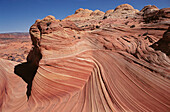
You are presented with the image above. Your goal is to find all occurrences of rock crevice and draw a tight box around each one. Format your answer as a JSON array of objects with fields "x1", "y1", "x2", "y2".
[{"x1": 14, "y1": 25, "x2": 42, "y2": 98}]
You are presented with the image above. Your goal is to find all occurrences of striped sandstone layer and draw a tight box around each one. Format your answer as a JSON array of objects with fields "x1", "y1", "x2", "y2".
[{"x1": 0, "y1": 4, "x2": 170, "y2": 112}]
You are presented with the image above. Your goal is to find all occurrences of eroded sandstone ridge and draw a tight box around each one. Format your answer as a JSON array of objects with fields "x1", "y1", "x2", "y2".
[{"x1": 0, "y1": 4, "x2": 170, "y2": 112}]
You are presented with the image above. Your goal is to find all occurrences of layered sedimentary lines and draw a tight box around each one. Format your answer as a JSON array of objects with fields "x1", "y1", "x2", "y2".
[
  {"x1": 92, "y1": 51, "x2": 170, "y2": 111},
  {"x1": 23, "y1": 50, "x2": 170, "y2": 111},
  {"x1": 0, "y1": 59, "x2": 28, "y2": 112},
  {"x1": 0, "y1": 4, "x2": 170, "y2": 112}
]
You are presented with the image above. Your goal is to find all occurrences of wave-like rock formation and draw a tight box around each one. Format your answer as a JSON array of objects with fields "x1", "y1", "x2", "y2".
[{"x1": 0, "y1": 4, "x2": 170, "y2": 112}]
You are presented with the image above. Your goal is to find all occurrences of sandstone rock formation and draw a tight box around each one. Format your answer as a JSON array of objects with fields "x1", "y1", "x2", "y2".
[
  {"x1": 0, "y1": 4, "x2": 170, "y2": 112},
  {"x1": 105, "y1": 4, "x2": 139, "y2": 19},
  {"x1": 151, "y1": 26, "x2": 170, "y2": 56},
  {"x1": 140, "y1": 4, "x2": 170, "y2": 24},
  {"x1": 141, "y1": 5, "x2": 159, "y2": 15}
]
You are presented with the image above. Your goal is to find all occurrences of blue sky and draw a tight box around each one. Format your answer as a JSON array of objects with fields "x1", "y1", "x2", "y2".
[{"x1": 0, "y1": 0, "x2": 169, "y2": 33}]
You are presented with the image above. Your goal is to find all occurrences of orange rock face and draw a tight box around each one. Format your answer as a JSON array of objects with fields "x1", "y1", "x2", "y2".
[{"x1": 0, "y1": 4, "x2": 170, "y2": 112}]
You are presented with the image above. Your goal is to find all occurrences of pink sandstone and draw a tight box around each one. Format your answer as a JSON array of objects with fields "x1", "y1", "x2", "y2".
[{"x1": 0, "y1": 4, "x2": 170, "y2": 112}]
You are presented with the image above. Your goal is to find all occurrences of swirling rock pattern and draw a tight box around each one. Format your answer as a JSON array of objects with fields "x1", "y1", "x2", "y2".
[{"x1": 0, "y1": 4, "x2": 170, "y2": 112}]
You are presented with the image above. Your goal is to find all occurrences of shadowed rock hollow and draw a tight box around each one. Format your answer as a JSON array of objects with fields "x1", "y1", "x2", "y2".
[{"x1": 0, "y1": 4, "x2": 170, "y2": 112}]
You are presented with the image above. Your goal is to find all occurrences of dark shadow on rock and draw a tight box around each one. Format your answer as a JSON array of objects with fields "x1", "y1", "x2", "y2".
[
  {"x1": 14, "y1": 62, "x2": 38, "y2": 99},
  {"x1": 150, "y1": 26, "x2": 170, "y2": 56},
  {"x1": 14, "y1": 46, "x2": 42, "y2": 99}
]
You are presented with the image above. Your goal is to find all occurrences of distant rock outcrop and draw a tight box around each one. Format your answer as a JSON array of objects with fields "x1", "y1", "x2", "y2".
[
  {"x1": 64, "y1": 8, "x2": 93, "y2": 20},
  {"x1": 141, "y1": 5, "x2": 170, "y2": 23},
  {"x1": 90, "y1": 10, "x2": 104, "y2": 16},
  {"x1": 0, "y1": 32, "x2": 29, "y2": 40},
  {"x1": 105, "y1": 4, "x2": 139, "y2": 19},
  {"x1": 141, "y1": 5, "x2": 159, "y2": 15},
  {"x1": 0, "y1": 32, "x2": 31, "y2": 62},
  {"x1": 104, "y1": 9, "x2": 114, "y2": 16},
  {"x1": 151, "y1": 26, "x2": 170, "y2": 56},
  {"x1": 0, "y1": 4, "x2": 170, "y2": 112},
  {"x1": 115, "y1": 4, "x2": 134, "y2": 11}
]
